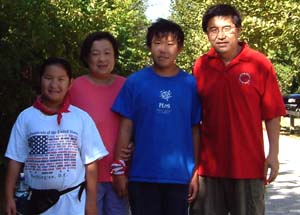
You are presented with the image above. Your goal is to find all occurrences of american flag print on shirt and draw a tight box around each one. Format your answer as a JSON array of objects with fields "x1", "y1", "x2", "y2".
[
  {"x1": 29, "y1": 135, "x2": 48, "y2": 155},
  {"x1": 25, "y1": 131, "x2": 79, "y2": 180}
]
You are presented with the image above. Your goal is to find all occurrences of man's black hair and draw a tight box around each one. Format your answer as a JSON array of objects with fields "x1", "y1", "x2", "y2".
[{"x1": 202, "y1": 4, "x2": 242, "y2": 32}]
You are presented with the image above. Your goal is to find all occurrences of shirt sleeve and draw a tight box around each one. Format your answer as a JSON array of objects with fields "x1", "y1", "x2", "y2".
[
  {"x1": 80, "y1": 113, "x2": 108, "y2": 165},
  {"x1": 261, "y1": 64, "x2": 286, "y2": 120},
  {"x1": 111, "y1": 78, "x2": 134, "y2": 119},
  {"x1": 5, "y1": 113, "x2": 29, "y2": 162}
]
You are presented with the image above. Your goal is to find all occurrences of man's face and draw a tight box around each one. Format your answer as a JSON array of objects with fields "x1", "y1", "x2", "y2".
[{"x1": 206, "y1": 16, "x2": 241, "y2": 58}]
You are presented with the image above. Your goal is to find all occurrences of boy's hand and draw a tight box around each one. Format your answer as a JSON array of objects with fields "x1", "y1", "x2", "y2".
[
  {"x1": 188, "y1": 172, "x2": 199, "y2": 203},
  {"x1": 112, "y1": 175, "x2": 128, "y2": 197}
]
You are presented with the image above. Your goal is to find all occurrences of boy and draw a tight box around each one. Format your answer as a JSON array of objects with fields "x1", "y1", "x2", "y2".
[
  {"x1": 111, "y1": 18, "x2": 201, "y2": 215},
  {"x1": 5, "y1": 57, "x2": 108, "y2": 215}
]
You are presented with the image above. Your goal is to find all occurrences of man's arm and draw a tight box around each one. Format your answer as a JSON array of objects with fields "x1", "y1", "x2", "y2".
[
  {"x1": 5, "y1": 159, "x2": 22, "y2": 215},
  {"x1": 112, "y1": 117, "x2": 133, "y2": 197},
  {"x1": 264, "y1": 116, "x2": 281, "y2": 184},
  {"x1": 188, "y1": 125, "x2": 200, "y2": 203},
  {"x1": 85, "y1": 161, "x2": 98, "y2": 215}
]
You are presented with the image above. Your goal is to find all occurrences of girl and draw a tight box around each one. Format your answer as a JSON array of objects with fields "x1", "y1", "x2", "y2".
[{"x1": 5, "y1": 57, "x2": 108, "y2": 215}]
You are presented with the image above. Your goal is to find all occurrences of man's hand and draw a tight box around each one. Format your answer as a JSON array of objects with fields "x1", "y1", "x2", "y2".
[
  {"x1": 264, "y1": 154, "x2": 279, "y2": 184},
  {"x1": 264, "y1": 117, "x2": 280, "y2": 184}
]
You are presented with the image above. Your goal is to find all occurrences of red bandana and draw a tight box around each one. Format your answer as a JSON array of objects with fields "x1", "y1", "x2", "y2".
[{"x1": 33, "y1": 94, "x2": 71, "y2": 125}]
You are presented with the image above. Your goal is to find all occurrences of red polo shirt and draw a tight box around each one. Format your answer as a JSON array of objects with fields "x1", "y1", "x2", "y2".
[{"x1": 193, "y1": 43, "x2": 286, "y2": 178}]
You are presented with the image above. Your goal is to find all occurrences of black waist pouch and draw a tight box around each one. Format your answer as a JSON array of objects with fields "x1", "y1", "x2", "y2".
[{"x1": 28, "y1": 181, "x2": 85, "y2": 214}]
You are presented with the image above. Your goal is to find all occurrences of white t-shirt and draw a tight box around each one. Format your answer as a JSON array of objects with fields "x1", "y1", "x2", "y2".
[{"x1": 5, "y1": 105, "x2": 108, "y2": 214}]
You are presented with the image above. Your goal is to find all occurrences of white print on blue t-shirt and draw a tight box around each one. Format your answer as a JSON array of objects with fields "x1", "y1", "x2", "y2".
[
  {"x1": 157, "y1": 89, "x2": 172, "y2": 114},
  {"x1": 160, "y1": 89, "x2": 172, "y2": 101}
]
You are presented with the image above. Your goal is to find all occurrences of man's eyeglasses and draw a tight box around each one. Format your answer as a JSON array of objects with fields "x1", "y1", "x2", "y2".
[{"x1": 207, "y1": 26, "x2": 236, "y2": 37}]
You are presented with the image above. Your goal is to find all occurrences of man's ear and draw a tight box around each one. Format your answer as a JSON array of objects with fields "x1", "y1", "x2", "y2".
[{"x1": 205, "y1": 32, "x2": 210, "y2": 40}]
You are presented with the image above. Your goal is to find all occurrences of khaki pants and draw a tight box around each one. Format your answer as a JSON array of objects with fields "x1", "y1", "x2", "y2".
[{"x1": 189, "y1": 176, "x2": 265, "y2": 215}]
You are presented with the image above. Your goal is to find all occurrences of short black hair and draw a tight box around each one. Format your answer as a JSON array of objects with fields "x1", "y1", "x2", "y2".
[
  {"x1": 39, "y1": 57, "x2": 72, "y2": 80},
  {"x1": 146, "y1": 18, "x2": 184, "y2": 48},
  {"x1": 202, "y1": 4, "x2": 242, "y2": 32},
  {"x1": 80, "y1": 31, "x2": 119, "y2": 68}
]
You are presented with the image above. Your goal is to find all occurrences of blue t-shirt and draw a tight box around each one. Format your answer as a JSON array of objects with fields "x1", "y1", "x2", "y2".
[{"x1": 112, "y1": 67, "x2": 201, "y2": 184}]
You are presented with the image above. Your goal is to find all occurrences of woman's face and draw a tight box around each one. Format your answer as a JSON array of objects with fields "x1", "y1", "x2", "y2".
[{"x1": 87, "y1": 39, "x2": 115, "y2": 78}]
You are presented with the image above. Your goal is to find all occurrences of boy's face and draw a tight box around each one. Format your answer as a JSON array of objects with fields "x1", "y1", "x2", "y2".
[
  {"x1": 40, "y1": 65, "x2": 72, "y2": 109},
  {"x1": 149, "y1": 33, "x2": 182, "y2": 70},
  {"x1": 87, "y1": 39, "x2": 115, "y2": 77},
  {"x1": 206, "y1": 16, "x2": 241, "y2": 58}
]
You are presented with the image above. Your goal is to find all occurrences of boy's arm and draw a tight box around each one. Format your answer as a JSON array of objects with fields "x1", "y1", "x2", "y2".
[
  {"x1": 112, "y1": 117, "x2": 133, "y2": 197},
  {"x1": 119, "y1": 142, "x2": 134, "y2": 161},
  {"x1": 85, "y1": 161, "x2": 98, "y2": 215},
  {"x1": 188, "y1": 125, "x2": 200, "y2": 203},
  {"x1": 265, "y1": 117, "x2": 281, "y2": 184},
  {"x1": 5, "y1": 159, "x2": 22, "y2": 215}
]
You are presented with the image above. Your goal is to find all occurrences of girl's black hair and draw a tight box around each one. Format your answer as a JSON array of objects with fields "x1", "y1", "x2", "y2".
[{"x1": 39, "y1": 57, "x2": 72, "y2": 80}]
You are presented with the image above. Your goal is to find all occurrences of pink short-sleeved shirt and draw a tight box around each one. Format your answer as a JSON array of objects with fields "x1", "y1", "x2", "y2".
[{"x1": 70, "y1": 74, "x2": 126, "y2": 182}]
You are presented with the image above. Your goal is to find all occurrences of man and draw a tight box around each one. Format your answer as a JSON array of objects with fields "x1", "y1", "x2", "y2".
[{"x1": 190, "y1": 4, "x2": 286, "y2": 215}]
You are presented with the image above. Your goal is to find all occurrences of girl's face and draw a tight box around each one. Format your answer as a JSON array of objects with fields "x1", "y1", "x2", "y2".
[
  {"x1": 87, "y1": 39, "x2": 115, "y2": 78},
  {"x1": 40, "y1": 65, "x2": 72, "y2": 109}
]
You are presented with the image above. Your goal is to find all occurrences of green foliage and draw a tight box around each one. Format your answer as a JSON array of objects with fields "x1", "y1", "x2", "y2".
[
  {"x1": 170, "y1": 0, "x2": 208, "y2": 72},
  {"x1": 1, "y1": 0, "x2": 299, "y2": 157},
  {"x1": 0, "y1": 0, "x2": 150, "y2": 154},
  {"x1": 170, "y1": 0, "x2": 300, "y2": 94}
]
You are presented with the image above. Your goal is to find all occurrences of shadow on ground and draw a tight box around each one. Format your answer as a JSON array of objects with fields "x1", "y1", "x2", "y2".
[{"x1": 265, "y1": 168, "x2": 300, "y2": 214}]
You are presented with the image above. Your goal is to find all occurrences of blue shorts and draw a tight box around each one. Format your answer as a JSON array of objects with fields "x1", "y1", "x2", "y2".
[{"x1": 97, "y1": 182, "x2": 130, "y2": 215}]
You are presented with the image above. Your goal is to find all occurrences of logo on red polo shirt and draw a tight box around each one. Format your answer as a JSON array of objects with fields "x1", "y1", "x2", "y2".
[{"x1": 239, "y1": 72, "x2": 251, "y2": 84}]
